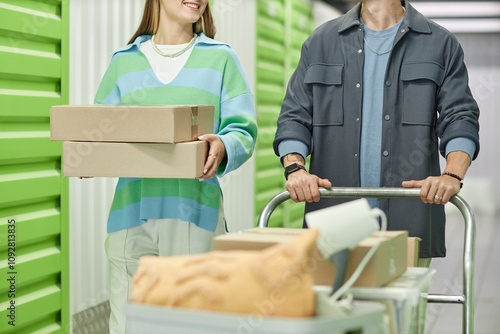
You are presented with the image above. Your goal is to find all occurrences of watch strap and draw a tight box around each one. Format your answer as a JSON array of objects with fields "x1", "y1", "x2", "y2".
[{"x1": 284, "y1": 163, "x2": 306, "y2": 180}]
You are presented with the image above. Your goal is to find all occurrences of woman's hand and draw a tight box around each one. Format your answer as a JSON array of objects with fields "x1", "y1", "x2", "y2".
[{"x1": 197, "y1": 134, "x2": 226, "y2": 181}]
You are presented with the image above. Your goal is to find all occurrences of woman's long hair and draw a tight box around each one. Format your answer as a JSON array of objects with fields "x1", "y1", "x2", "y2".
[{"x1": 128, "y1": 0, "x2": 216, "y2": 44}]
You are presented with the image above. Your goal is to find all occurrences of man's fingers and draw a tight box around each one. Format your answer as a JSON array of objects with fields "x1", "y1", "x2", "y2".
[
  {"x1": 318, "y1": 178, "x2": 332, "y2": 189},
  {"x1": 402, "y1": 180, "x2": 424, "y2": 188}
]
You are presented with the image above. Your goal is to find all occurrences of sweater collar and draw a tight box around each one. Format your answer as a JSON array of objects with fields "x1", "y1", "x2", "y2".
[{"x1": 113, "y1": 32, "x2": 228, "y2": 56}]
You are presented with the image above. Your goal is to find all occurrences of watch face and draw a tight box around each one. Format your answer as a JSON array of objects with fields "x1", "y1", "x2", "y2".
[{"x1": 285, "y1": 163, "x2": 304, "y2": 180}]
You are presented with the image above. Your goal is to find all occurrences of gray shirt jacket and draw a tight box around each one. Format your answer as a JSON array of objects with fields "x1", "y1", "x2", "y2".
[{"x1": 273, "y1": 2, "x2": 480, "y2": 258}]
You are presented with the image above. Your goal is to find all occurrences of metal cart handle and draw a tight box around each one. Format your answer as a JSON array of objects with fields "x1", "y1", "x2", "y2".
[{"x1": 257, "y1": 187, "x2": 475, "y2": 334}]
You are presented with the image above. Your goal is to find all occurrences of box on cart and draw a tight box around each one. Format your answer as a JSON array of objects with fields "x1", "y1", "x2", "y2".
[
  {"x1": 407, "y1": 237, "x2": 422, "y2": 267},
  {"x1": 212, "y1": 228, "x2": 408, "y2": 287},
  {"x1": 63, "y1": 140, "x2": 208, "y2": 178},
  {"x1": 50, "y1": 105, "x2": 214, "y2": 143}
]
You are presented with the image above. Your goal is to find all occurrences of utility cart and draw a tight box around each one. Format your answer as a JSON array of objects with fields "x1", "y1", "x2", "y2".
[{"x1": 257, "y1": 187, "x2": 476, "y2": 334}]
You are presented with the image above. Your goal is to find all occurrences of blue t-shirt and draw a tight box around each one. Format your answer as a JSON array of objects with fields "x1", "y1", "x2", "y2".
[{"x1": 360, "y1": 19, "x2": 402, "y2": 208}]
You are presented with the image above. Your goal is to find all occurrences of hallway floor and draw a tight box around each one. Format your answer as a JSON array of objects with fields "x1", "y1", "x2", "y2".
[{"x1": 425, "y1": 210, "x2": 500, "y2": 334}]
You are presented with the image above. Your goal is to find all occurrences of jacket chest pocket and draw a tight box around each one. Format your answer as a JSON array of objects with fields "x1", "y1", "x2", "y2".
[
  {"x1": 304, "y1": 64, "x2": 344, "y2": 126},
  {"x1": 401, "y1": 62, "x2": 444, "y2": 125}
]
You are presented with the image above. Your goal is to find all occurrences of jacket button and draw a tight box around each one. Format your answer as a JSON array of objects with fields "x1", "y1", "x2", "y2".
[
  {"x1": 384, "y1": 115, "x2": 391, "y2": 121},
  {"x1": 385, "y1": 80, "x2": 391, "y2": 86},
  {"x1": 356, "y1": 83, "x2": 361, "y2": 88},
  {"x1": 383, "y1": 151, "x2": 389, "y2": 157}
]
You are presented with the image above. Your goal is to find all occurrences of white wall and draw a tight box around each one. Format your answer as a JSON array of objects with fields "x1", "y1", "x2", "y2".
[
  {"x1": 413, "y1": 1, "x2": 500, "y2": 33},
  {"x1": 68, "y1": 0, "x2": 257, "y2": 322},
  {"x1": 444, "y1": 32, "x2": 500, "y2": 217},
  {"x1": 212, "y1": 0, "x2": 257, "y2": 232},
  {"x1": 69, "y1": 0, "x2": 144, "y2": 317},
  {"x1": 313, "y1": 0, "x2": 343, "y2": 28}
]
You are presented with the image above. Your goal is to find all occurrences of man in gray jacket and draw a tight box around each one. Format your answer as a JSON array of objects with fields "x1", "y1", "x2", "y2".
[{"x1": 273, "y1": 0, "x2": 479, "y2": 260}]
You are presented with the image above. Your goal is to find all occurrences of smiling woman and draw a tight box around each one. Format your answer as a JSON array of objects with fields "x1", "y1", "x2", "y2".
[
  {"x1": 128, "y1": 0, "x2": 216, "y2": 44},
  {"x1": 93, "y1": 0, "x2": 257, "y2": 333}
]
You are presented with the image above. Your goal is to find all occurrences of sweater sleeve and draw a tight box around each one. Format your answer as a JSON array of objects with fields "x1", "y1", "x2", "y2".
[
  {"x1": 216, "y1": 49, "x2": 258, "y2": 176},
  {"x1": 94, "y1": 54, "x2": 121, "y2": 105}
]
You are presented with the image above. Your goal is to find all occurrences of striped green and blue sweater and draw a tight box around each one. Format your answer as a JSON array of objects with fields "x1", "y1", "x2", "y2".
[{"x1": 94, "y1": 33, "x2": 257, "y2": 233}]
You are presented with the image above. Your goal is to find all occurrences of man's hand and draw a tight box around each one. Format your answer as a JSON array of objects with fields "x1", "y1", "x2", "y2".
[
  {"x1": 286, "y1": 171, "x2": 332, "y2": 203},
  {"x1": 282, "y1": 153, "x2": 331, "y2": 202},
  {"x1": 402, "y1": 176, "x2": 461, "y2": 205},
  {"x1": 402, "y1": 151, "x2": 469, "y2": 205}
]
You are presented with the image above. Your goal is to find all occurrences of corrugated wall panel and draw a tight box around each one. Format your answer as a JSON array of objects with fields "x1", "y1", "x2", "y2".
[
  {"x1": 1, "y1": 52, "x2": 60, "y2": 78},
  {"x1": 254, "y1": 0, "x2": 313, "y2": 228},
  {"x1": 0, "y1": 0, "x2": 68, "y2": 332},
  {"x1": 213, "y1": 0, "x2": 257, "y2": 232},
  {"x1": 68, "y1": 0, "x2": 144, "y2": 321},
  {"x1": 0, "y1": 94, "x2": 60, "y2": 119},
  {"x1": 0, "y1": 4, "x2": 61, "y2": 40},
  {"x1": 284, "y1": 0, "x2": 313, "y2": 228},
  {"x1": 255, "y1": 0, "x2": 287, "y2": 227}
]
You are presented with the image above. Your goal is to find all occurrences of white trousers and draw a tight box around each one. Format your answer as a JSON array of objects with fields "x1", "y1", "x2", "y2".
[{"x1": 105, "y1": 210, "x2": 225, "y2": 334}]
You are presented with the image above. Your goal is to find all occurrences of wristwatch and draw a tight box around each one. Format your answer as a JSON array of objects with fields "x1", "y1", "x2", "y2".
[{"x1": 284, "y1": 163, "x2": 306, "y2": 180}]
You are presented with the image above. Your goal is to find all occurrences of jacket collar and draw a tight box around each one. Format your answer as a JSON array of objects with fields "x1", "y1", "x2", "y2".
[
  {"x1": 338, "y1": 1, "x2": 431, "y2": 34},
  {"x1": 112, "y1": 32, "x2": 228, "y2": 57}
]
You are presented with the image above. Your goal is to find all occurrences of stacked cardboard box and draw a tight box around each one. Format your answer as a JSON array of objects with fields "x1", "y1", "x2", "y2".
[
  {"x1": 50, "y1": 105, "x2": 214, "y2": 178},
  {"x1": 407, "y1": 237, "x2": 422, "y2": 267}
]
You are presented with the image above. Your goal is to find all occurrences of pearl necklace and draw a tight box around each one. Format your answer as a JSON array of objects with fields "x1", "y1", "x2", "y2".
[{"x1": 151, "y1": 34, "x2": 197, "y2": 58}]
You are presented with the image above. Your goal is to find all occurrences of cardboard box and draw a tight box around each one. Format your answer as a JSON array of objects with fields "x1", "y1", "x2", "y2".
[
  {"x1": 50, "y1": 105, "x2": 214, "y2": 143},
  {"x1": 407, "y1": 237, "x2": 422, "y2": 267},
  {"x1": 212, "y1": 228, "x2": 408, "y2": 287},
  {"x1": 346, "y1": 231, "x2": 408, "y2": 287},
  {"x1": 63, "y1": 140, "x2": 208, "y2": 178}
]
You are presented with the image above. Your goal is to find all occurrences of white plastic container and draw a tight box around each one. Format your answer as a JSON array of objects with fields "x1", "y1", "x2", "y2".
[
  {"x1": 125, "y1": 299, "x2": 387, "y2": 334},
  {"x1": 335, "y1": 267, "x2": 436, "y2": 334}
]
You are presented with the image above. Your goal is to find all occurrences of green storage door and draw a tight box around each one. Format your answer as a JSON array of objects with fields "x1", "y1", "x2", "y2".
[
  {"x1": 0, "y1": 0, "x2": 69, "y2": 333},
  {"x1": 255, "y1": 0, "x2": 313, "y2": 228},
  {"x1": 284, "y1": 0, "x2": 313, "y2": 228},
  {"x1": 255, "y1": 0, "x2": 287, "y2": 227}
]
